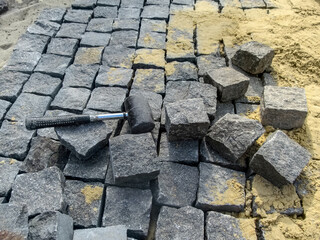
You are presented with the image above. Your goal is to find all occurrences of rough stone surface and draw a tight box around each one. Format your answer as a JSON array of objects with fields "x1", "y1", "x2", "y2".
[
  {"x1": 205, "y1": 67, "x2": 250, "y2": 102},
  {"x1": 37, "y1": 8, "x2": 66, "y2": 23},
  {"x1": 74, "y1": 47, "x2": 104, "y2": 65},
  {"x1": 64, "y1": 9, "x2": 92, "y2": 23},
  {"x1": 65, "y1": 180, "x2": 103, "y2": 228},
  {"x1": 95, "y1": 66, "x2": 133, "y2": 88},
  {"x1": 147, "y1": 0, "x2": 170, "y2": 5},
  {"x1": 97, "y1": 0, "x2": 120, "y2": 6},
  {"x1": 140, "y1": 19, "x2": 167, "y2": 33},
  {"x1": 63, "y1": 64, "x2": 99, "y2": 89},
  {"x1": 132, "y1": 69, "x2": 165, "y2": 95},
  {"x1": 0, "y1": 99, "x2": 11, "y2": 123},
  {"x1": 0, "y1": 158, "x2": 21, "y2": 197},
  {"x1": 35, "y1": 54, "x2": 72, "y2": 78},
  {"x1": 10, "y1": 167, "x2": 66, "y2": 217},
  {"x1": 141, "y1": 5, "x2": 169, "y2": 20},
  {"x1": 235, "y1": 76, "x2": 264, "y2": 103},
  {"x1": 4, "y1": 50, "x2": 41, "y2": 74},
  {"x1": 0, "y1": 71, "x2": 30, "y2": 102},
  {"x1": 94, "y1": 6, "x2": 117, "y2": 18},
  {"x1": 103, "y1": 45, "x2": 136, "y2": 69},
  {"x1": 165, "y1": 61, "x2": 198, "y2": 82},
  {"x1": 73, "y1": 226, "x2": 127, "y2": 240},
  {"x1": 121, "y1": 0, "x2": 144, "y2": 8},
  {"x1": 0, "y1": 0, "x2": 8, "y2": 13},
  {"x1": 138, "y1": 31, "x2": 166, "y2": 49},
  {"x1": 27, "y1": 20, "x2": 60, "y2": 37},
  {"x1": 196, "y1": 162, "x2": 246, "y2": 212},
  {"x1": 103, "y1": 186, "x2": 152, "y2": 239},
  {"x1": 236, "y1": 103, "x2": 259, "y2": 116},
  {"x1": 133, "y1": 48, "x2": 166, "y2": 69},
  {"x1": 231, "y1": 41, "x2": 275, "y2": 74},
  {"x1": 113, "y1": 18, "x2": 140, "y2": 31},
  {"x1": 14, "y1": 33, "x2": 50, "y2": 53},
  {"x1": 261, "y1": 86, "x2": 308, "y2": 129},
  {"x1": 28, "y1": 211, "x2": 73, "y2": 240},
  {"x1": 118, "y1": 7, "x2": 141, "y2": 19},
  {"x1": 240, "y1": 0, "x2": 266, "y2": 9},
  {"x1": 109, "y1": 30, "x2": 138, "y2": 48},
  {"x1": 165, "y1": 98, "x2": 210, "y2": 141},
  {"x1": 250, "y1": 130, "x2": 311, "y2": 187},
  {"x1": 109, "y1": 133, "x2": 159, "y2": 184},
  {"x1": 80, "y1": 31, "x2": 110, "y2": 47},
  {"x1": 206, "y1": 113, "x2": 265, "y2": 162},
  {"x1": 197, "y1": 55, "x2": 227, "y2": 76},
  {"x1": 72, "y1": 0, "x2": 96, "y2": 9},
  {"x1": 87, "y1": 18, "x2": 113, "y2": 33},
  {"x1": 22, "y1": 73, "x2": 62, "y2": 97},
  {"x1": 262, "y1": 73, "x2": 277, "y2": 86},
  {"x1": 155, "y1": 206, "x2": 204, "y2": 240},
  {"x1": 56, "y1": 23, "x2": 87, "y2": 39},
  {"x1": 56, "y1": 121, "x2": 112, "y2": 160},
  {"x1": 47, "y1": 38, "x2": 79, "y2": 57}
]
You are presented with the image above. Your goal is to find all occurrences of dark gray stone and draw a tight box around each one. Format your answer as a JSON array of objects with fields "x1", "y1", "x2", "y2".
[
  {"x1": 155, "y1": 206, "x2": 204, "y2": 240},
  {"x1": 140, "y1": 19, "x2": 167, "y2": 33},
  {"x1": 118, "y1": 7, "x2": 141, "y2": 19},
  {"x1": 22, "y1": 73, "x2": 62, "y2": 97},
  {"x1": 132, "y1": 69, "x2": 165, "y2": 95},
  {"x1": 37, "y1": 8, "x2": 66, "y2": 23},
  {"x1": 94, "y1": 6, "x2": 117, "y2": 18},
  {"x1": 10, "y1": 167, "x2": 66, "y2": 216},
  {"x1": 165, "y1": 98, "x2": 210, "y2": 141},
  {"x1": 240, "y1": 0, "x2": 266, "y2": 9},
  {"x1": 205, "y1": 67, "x2": 250, "y2": 102},
  {"x1": 213, "y1": 101, "x2": 235, "y2": 124},
  {"x1": 0, "y1": 71, "x2": 30, "y2": 102},
  {"x1": 0, "y1": 204, "x2": 28, "y2": 239},
  {"x1": 35, "y1": 54, "x2": 72, "y2": 78},
  {"x1": 113, "y1": 18, "x2": 140, "y2": 31},
  {"x1": 87, "y1": 18, "x2": 113, "y2": 33},
  {"x1": 172, "y1": 0, "x2": 194, "y2": 5},
  {"x1": 235, "y1": 76, "x2": 264, "y2": 104},
  {"x1": 250, "y1": 130, "x2": 311, "y2": 187},
  {"x1": 103, "y1": 186, "x2": 152, "y2": 238},
  {"x1": 95, "y1": 66, "x2": 133, "y2": 88},
  {"x1": 56, "y1": 121, "x2": 112, "y2": 160},
  {"x1": 121, "y1": 0, "x2": 144, "y2": 8},
  {"x1": 72, "y1": 0, "x2": 97, "y2": 9},
  {"x1": 73, "y1": 226, "x2": 127, "y2": 240},
  {"x1": 47, "y1": 38, "x2": 79, "y2": 57},
  {"x1": 109, "y1": 133, "x2": 159, "y2": 184},
  {"x1": 261, "y1": 86, "x2": 308, "y2": 129},
  {"x1": 133, "y1": 48, "x2": 166, "y2": 69},
  {"x1": 87, "y1": 87, "x2": 127, "y2": 113},
  {"x1": 262, "y1": 73, "x2": 277, "y2": 86},
  {"x1": 206, "y1": 113, "x2": 264, "y2": 162},
  {"x1": 166, "y1": 61, "x2": 198, "y2": 82},
  {"x1": 14, "y1": 33, "x2": 50, "y2": 53},
  {"x1": 4, "y1": 50, "x2": 41, "y2": 74},
  {"x1": 197, "y1": 55, "x2": 226, "y2": 77},
  {"x1": 0, "y1": 158, "x2": 21, "y2": 197},
  {"x1": 0, "y1": 99, "x2": 11, "y2": 123},
  {"x1": 65, "y1": 180, "x2": 103, "y2": 228},
  {"x1": 97, "y1": 0, "x2": 120, "y2": 6},
  {"x1": 74, "y1": 47, "x2": 104, "y2": 65},
  {"x1": 170, "y1": 4, "x2": 193, "y2": 15},
  {"x1": 56, "y1": 23, "x2": 87, "y2": 39},
  {"x1": 236, "y1": 103, "x2": 259, "y2": 116},
  {"x1": 109, "y1": 30, "x2": 138, "y2": 48},
  {"x1": 196, "y1": 162, "x2": 246, "y2": 212},
  {"x1": 138, "y1": 31, "x2": 166, "y2": 49},
  {"x1": 231, "y1": 41, "x2": 275, "y2": 74},
  {"x1": 63, "y1": 64, "x2": 99, "y2": 89},
  {"x1": 64, "y1": 147, "x2": 109, "y2": 182},
  {"x1": 28, "y1": 211, "x2": 73, "y2": 240},
  {"x1": 27, "y1": 20, "x2": 60, "y2": 37},
  {"x1": 102, "y1": 45, "x2": 136, "y2": 69},
  {"x1": 141, "y1": 5, "x2": 169, "y2": 20},
  {"x1": 64, "y1": 9, "x2": 92, "y2": 23}
]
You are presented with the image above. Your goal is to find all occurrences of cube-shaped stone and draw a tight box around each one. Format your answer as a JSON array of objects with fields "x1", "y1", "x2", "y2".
[
  {"x1": 0, "y1": 99, "x2": 11, "y2": 123},
  {"x1": 165, "y1": 61, "x2": 198, "y2": 82},
  {"x1": 37, "y1": 8, "x2": 66, "y2": 23},
  {"x1": 118, "y1": 7, "x2": 141, "y2": 19},
  {"x1": 240, "y1": 0, "x2": 266, "y2": 9},
  {"x1": 87, "y1": 18, "x2": 113, "y2": 32},
  {"x1": 102, "y1": 45, "x2": 136, "y2": 68},
  {"x1": 74, "y1": 226, "x2": 127, "y2": 240},
  {"x1": 27, "y1": 20, "x2": 60, "y2": 37},
  {"x1": 132, "y1": 69, "x2": 165, "y2": 94},
  {"x1": 63, "y1": 64, "x2": 99, "y2": 89},
  {"x1": 95, "y1": 66, "x2": 133, "y2": 88},
  {"x1": 138, "y1": 31, "x2": 166, "y2": 49},
  {"x1": 14, "y1": 33, "x2": 50, "y2": 53},
  {"x1": 64, "y1": 9, "x2": 92, "y2": 23},
  {"x1": 261, "y1": 86, "x2": 308, "y2": 129},
  {"x1": 56, "y1": 23, "x2": 87, "y2": 39},
  {"x1": 97, "y1": 0, "x2": 120, "y2": 6},
  {"x1": 47, "y1": 38, "x2": 79, "y2": 57},
  {"x1": 196, "y1": 162, "x2": 246, "y2": 212},
  {"x1": 4, "y1": 50, "x2": 41, "y2": 74},
  {"x1": 72, "y1": 0, "x2": 97, "y2": 9},
  {"x1": 231, "y1": 41, "x2": 275, "y2": 74},
  {"x1": 109, "y1": 30, "x2": 138, "y2": 48},
  {"x1": 140, "y1": 19, "x2": 166, "y2": 33},
  {"x1": 235, "y1": 76, "x2": 264, "y2": 104},
  {"x1": 141, "y1": 5, "x2": 169, "y2": 20},
  {"x1": 94, "y1": 6, "x2": 118, "y2": 18},
  {"x1": 133, "y1": 49, "x2": 166, "y2": 69},
  {"x1": 74, "y1": 47, "x2": 104, "y2": 65},
  {"x1": 197, "y1": 55, "x2": 226, "y2": 77},
  {"x1": 250, "y1": 130, "x2": 311, "y2": 187},
  {"x1": 121, "y1": 0, "x2": 144, "y2": 8},
  {"x1": 10, "y1": 167, "x2": 66, "y2": 216},
  {"x1": 35, "y1": 54, "x2": 72, "y2": 78},
  {"x1": 22, "y1": 73, "x2": 61, "y2": 97},
  {"x1": 113, "y1": 18, "x2": 140, "y2": 31},
  {"x1": 206, "y1": 113, "x2": 265, "y2": 162},
  {"x1": 205, "y1": 67, "x2": 250, "y2": 102},
  {"x1": 0, "y1": 158, "x2": 21, "y2": 197}
]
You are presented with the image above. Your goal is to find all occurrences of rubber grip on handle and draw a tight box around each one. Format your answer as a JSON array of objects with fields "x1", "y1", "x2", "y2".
[{"x1": 25, "y1": 115, "x2": 91, "y2": 130}]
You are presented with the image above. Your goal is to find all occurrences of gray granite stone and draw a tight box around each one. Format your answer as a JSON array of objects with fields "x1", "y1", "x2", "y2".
[
  {"x1": 118, "y1": 7, "x2": 141, "y2": 19},
  {"x1": 132, "y1": 69, "x2": 165, "y2": 95},
  {"x1": 74, "y1": 47, "x2": 104, "y2": 65},
  {"x1": 34, "y1": 54, "x2": 72, "y2": 78},
  {"x1": 109, "y1": 30, "x2": 138, "y2": 48},
  {"x1": 103, "y1": 186, "x2": 152, "y2": 238},
  {"x1": 172, "y1": 0, "x2": 194, "y2": 5},
  {"x1": 141, "y1": 5, "x2": 169, "y2": 20},
  {"x1": 65, "y1": 180, "x2": 103, "y2": 228},
  {"x1": 213, "y1": 101, "x2": 235, "y2": 124},
  {"x1": 10, "y1": 167, "x2": 66, "y2": 216},
  {"x1": 231, "y1": 41, "x2": 275, "y2": 74},
  {"x1": 138, "y1": 31, "x2": 166, "y2": 49},
  {"x1": 73, "y1": 226, "x2": 127, "y2": 240},
  {"x1": 165, "y1": 61, "x2": 198, "y2": 82},
  {"x1": 0, "y1": 99, "x2": 11, "y2": 123},
  {"x1": 250, "y1": 130, "x2": 311, "y2": 187},
  {"x1": 51, "y1": 87, "x2": 91, "y2": 113},
  {"x1": 86, "y1": 87, "x2": 127, "y2": 113},
  {"x1": 72, "y1": 0, "x2": 97, "y2": 9},
  {"x1": 64, "y1": 147, "x2": 109, "y2": 182},
  {"x1": 22, "y1": 73, "x2": 62, "y2": 97},
  {"x1": 235, "y1": 76, "x2": 263, "y2": 104},
  {"x1": 27, "y1": 20, "x2": 60, "y2": 37},
  {"x1": 262, "y1": 73, "x2": 277, "y2": 86},
  {"x1": 0, "y1": 158, "x2": 21, "y2": 197},
  {"x1": 170, "y1": 4, "x2": 193, "y2": 15},
  {"x1": 109, "y1": 133, "x2": 159, "y2": 184},
  {"x1": 87, "y1": 18, "x2": 113, "y2": 33},
  {"x1": 4, "y1": 50, "x2": 41, "y2": 74},
  {"x1": 97, "y1": 0, "x2": 120, "y2": 6},
  {"x1": 64, "y1": 9, "x2": 92, "y2": 23},
  {"x1": 196, "y1": 162, "x2": 246, "y2": 212},
  {"x1": 47, "y1": 38, "x2": 79, "y2": 57},
  {"x1": 206, "y1": 113, "x2": 265, "y2": 162},
  {"x1": 121, "y1": 0, "x2": 144, "y2": 8},
  {"x1": 94, "y1": 6, "x2": 117, "y2": 18},
  {"x1": 95, "y1": 66, "x2": 133, "y2": 88},
  {"x1": 261, "y1": 86, "x2": 308, "y2": 129},
  {"x1": 0, "y1": 71, "x2": 30, "y2": 102},
  {"x1": 0, "y1": 204, "x2": 28, "y2": 239},
  {"x1": 56, "y1": 23, "x2": 87, "y2": 39},
  {"x1": 156, "y1": 206, "x2": 204, "y2": 240},
  {"x1": 236, "y1": 103, "x2": 259, "y2": 116},
  {"x1": 240, "y1": 0, "x2": 266, "y2": 9},
  {"x1": 133, "y1": 48, "x2": 166, "y2": 69},
  {"x1": 37, "y1": 8, "x2": 66, "y2": 23},
  {"x1": 102, "y1": 45, "x2": 136, "y2": 69},
  {"x1": 146, "y1": 0, "x2": 170, "y2": 5},
  {"x1": 0, "y1": 197, "x2": 5, "y2": 203},
  {"x1": 140, "y1": 19, "x2": 167, "y2": 33},
  {"x1": 28, "y1": 211, "x2": 73, "y2": 240},
  {"x1": 113, "y1": 18, "x2": 140, "y2": 31},
  {"x1": 197, "y1": 55, "x2": 226, "y2": 76},
  {"x1": 63, "y1": 64, "x2": 99, "y2": 89},
  {"x1": 14, "y1": 33, "x2": 50, "y2": 53}
]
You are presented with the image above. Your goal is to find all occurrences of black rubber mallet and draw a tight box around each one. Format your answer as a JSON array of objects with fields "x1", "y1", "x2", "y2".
[{"x1": 25, "y1": 95, "x2": 155, "y2": 134}]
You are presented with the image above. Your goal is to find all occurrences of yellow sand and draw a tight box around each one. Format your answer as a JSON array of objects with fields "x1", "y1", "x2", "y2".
[
  {"x1": 134, "y1": 49, "x2": 166, "y2": 68},
  {"x1": 80, "y1": 185, "x2": 103, "y2": 205}
]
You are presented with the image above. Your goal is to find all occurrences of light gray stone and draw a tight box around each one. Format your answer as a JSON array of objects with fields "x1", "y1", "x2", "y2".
[
  {"x1": 132, "y1": 69, "x2": 165, "y2": 95},
  {"x1": 113, "y1": 18, "x2": 140, "y2": 31},
  {"x1": 0, "y1": 99, "x2": 11, "y2": 123},
  {"x1": 121, "y1": 0, "x2": 144, "y2": 8},
  {"x1": 34, "y1": 54, "x2": 72, "y2": 78},
  {"x1": 37, "y1": 8, "x2": 66, "y2": 23},
  {"x1": 47, "y1": 38, "x2": 79, "y2": 57},
  {"x1": 93, "y1": 6, "x2": 117, "y2": 18},
  {"x1": 4, "y1": 50, "x2": 41, "y2": 74},
  {"x1": 64, "y1": 9, "x2": 92, "y2": 23},
  {"x1": 109, "y1": 30, "x2": 138, "y2": 48},
  {"x1": 73, "y1": 226, "x2": 127, "y2": 240},
  {"x1": 138, "y1": 31, "x2": 166, "y2": 49},
  {"x1": 141, "y1": 5, "x2": 169, "y2": 20},
  {"x1": 118, "y1": 7, "x2": 141, "y2": 19},
  {"x1": 95, "y1": 66, "x2": 133, "y2": 88},
  {"x1": 74, "y1": 47, "x2": 104, "y2": 65},
  {"x1": 197, "y1": 55, "x2": 227, "y2": 77},
  {"x1": 72, "y1": 0, "x2": 97, "y2": 9},
  {"x1": 102, "y1": 45, "x2": 136, "y2": 69},
  {"x1": 14, "y1": 33, "x2": 50, "y2": 53},
  {"x1": 87, "y1": 18, "x2": 113, "y2": 33},
  {"x1": 0, "y1": 158, "x2": 21, "y2": 197},
  {"x1": 146, "y1": 0, "x2": 170, "y2": 5},
  {"x1": 240, "y1": 0, "x2": 266, "y2": 9},
  {"x1": 140, "y1": 19, "x2": 167, "y2": 33},
  {"x1": 27, "y1": 20, "x2": 60, "y2": 37},
  {"x1": 165, "y1": 61, "x2": 198, "y2": 82},
  {"x1": 56, "y1": 23, "x2": 87, "y2": 39},
  {"x1": 80, "y1": 32, "x2": 111, "y2": 47},
  {"x1": 63, "y1": 64, "x2": 99, "y2": 89},
  {"x1": 97, "y1": 0, "x2": 120, "y2": 6}
]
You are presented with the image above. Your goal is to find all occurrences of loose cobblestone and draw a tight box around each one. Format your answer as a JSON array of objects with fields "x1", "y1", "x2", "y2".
[
  {"x1": 94, "y1": 6, "x2": 118, "y2": 18},
  {"x1": 63, "y1": 64, "x2": 99, "y2": 89},
  {"x1": 118, "y1": 7, "x2": 141, "y2": 19},
  {"x1": 87, "y1": 18, "x2": 113, "y2": 32},
  {"x1": 27, "y1": 20, "x2": 60, "y2": 37},
  {"x1": 35, "y1": 54, "x2": 72, "y2": 78},
  {"x1": 0, "y1": 71, "x2": 30, "y2": 102},
  {"x1": 47, "y1": 38, "x2": 79, "y2": 57},
  {"x1": 74, "y1": 47, "x2": 104, "y2": 65},
  {"x1": 4, "y1": 50, "x2": 41, "y2": 74},
  {"x1": 37, "y1": 8, "x2": 66, "y2": 23},
  {"x1": 103, "y1": 45, "x2": 136, "y2": 68},
  {"x1": 56, "y1": 22, "x2": 87, "y2": 39},
  {"x1": 64, "y1": 9, "x2": 92, "y2": 23},
  {"x1": 14, "y1": 33, "x2": 50, "y2": 53},
  {"x1": 132, "y1": 69, "x2": 165, "y2": 95},
  {"x1": 113, "y1": 18, "x2": 140, "y2": 31},
  {"x1": 95, "y1": 66, "x2": 133, "y2": 88},
  {"x1": 0, "y1": 158, "x2": 21, "y2": 198}
]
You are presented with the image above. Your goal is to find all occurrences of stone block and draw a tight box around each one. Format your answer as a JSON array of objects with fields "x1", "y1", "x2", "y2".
[
  {"x1": 118, "y1": 7, "x2": 141, "y2": 19},
  {"x1": 0, "y1": 99, "x2": 11, "y2": 123},
  {"x1": 97, "y1": 0, "x2": 120, "y2": 6},
  {"x1": 240, "y1": 0, "x2": 266, "y2": 9},
  {"x1": 141, "y1": 5, "x2": 169, "y2": 20},
  {"x1": 63, "y1": 64, "x2": 99, "y2": 89},
  {"x1": 28, "y1": 211, "x2": 73, "y2": 240},
  {"x1": 138, "y1": 31, "x2": 166, "y2": 49},
  {"x1": 64, "y1": 9, "x2": 92, "y2": 23},
  {"x1": 103, "y1": 186, "x2": 152, "y2": 238},
  {"x1": 132, "y1": 69, "x2": 165, "y2": 95},
  {"x1": 140, "y1": 19, "x2": 166, "y2": 33},
  {"x1": 27, "y1": 20, "x2": 60, "y2": 37},
  {"x1": 146, "y1": 0, "x2": 170, "y2": 5},
  {"x1": 152, "y1": 162, "x2": 199, "y2": 208},
  {"x1": 133, "y1": 48, "x2": 166, "y2": 69},
  {"x1": 50, "y1": 87, "x2": 91, "y2": 113},
  {"x1": 206, "y1": 113, "x2": 264, "y2": 162},
  {"x1": 95, "y1": 66, "x2": 133, "y2": 88},
  {"x1": 196, "y1": 162, "x2": 246, "y2": 212},
  {"x1": 250, "y1": 130, "x2": 311, "y2": 187},
  {"x1": 197, "y1": 55, "x2": 226, "y2": 77},
  {"x1": 86, "y1": 87, "x2": 127, "y2": 112},
  {"x1": 262, "y1": 73, "x2": 277, "y2": 86},
  {"x1": 165, "y1": 98, "x2": 210, "y2": 141},
  {"x1": 73, "y1": 226, "x2": 127, "y2": 240},
  {"x1": 72, "y1": 0, "x2": 97, "y2": 9},
  {"x1": 236, "y1": 103, "x2": 259, "y2": 116},
  {"x1": 37, "y1": 8, "x2": 66, "y2": 23},
  {"x1": 0, "y1": 71, "x2": 30, "y2": 102},
  {"x1": 121, "y1": 0, "x2": 144, "y2": 8},
  {"x1": 64, "y1": 147, "x2": 109, "y2": 182},
  {"x1": 109, "y1": 30, "x2": 138, "y2": 48},
  {"x1": 235, "y1": 76, "x2": 264, "y2": 103},
  {"x1": 172, "y1": 0, "x2": 194, "y2": 4},
  {"x1": 205, "y1": 67, "x2": 250, "y2": 102},
  {"x1": 65, "y1": 180, "x2": 103, "y2": 228},
  {"x1": 231, "y1": 41, "x2": 275, "y2": 74},
  {"x1": 102, "y1": 45, "x2": 136, "y2": 68},
  {"x1": 0, "y1": 158, "x2": 21, "y2": 197},
  {"x1": 87, "y1": 18, "x2": 113, "y2": 33},
  {"x1": 113, "y1": 18, "x2": 140, "y2": 31},
  {"x1": 94, "y1": 6, "x2": 118, "y2": 18},
  {"x1": 155, "y1": 206, "x2": 204, "y2": 240},
  {"x1": 14, "y1": 33, "x2": 50, "y2": 53},
  {"x1": 109, "y1": 133, "x2": 159, "y2": 184},
  {"x1": 34, "y1": 54, "x2": 72, "y2": 78},
  {"x1": 10, "y1": 167, "x2": 66, "y2": 216},
  {"x1": 166, "y1": 41, "x2": 195, "y2": 62},
  {"x1": 165, "y1": 61, "x2": 198, "y2": 82},
  {"x1": 261, "y1": 86, "x2": 308, "y2": 129},
  {"x1": 56, "y1": 23, "x2": 87, "y2": 39},
  {"x1": 213, "y1": 101, "x2": 235, "y2": 124},
  {"x1": 47, "y1": 38, "x2": 79, "y2": 57},
  {"x1": 4, "y1": 50, "x2": 41, "y2": 74},
  {"x1": 56, "y1": 121, "x2": 112, "y2": 160},
  {"x1": 170, "y1": 4, "x2": 193, "y2": 15},
  {"x1": 22, "y1": 73, "x2": 61, "y2": 97},
  {"x1": 74, "y1": 47, "x2": 104, "y2": 65}
]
